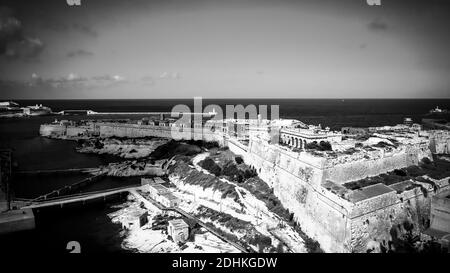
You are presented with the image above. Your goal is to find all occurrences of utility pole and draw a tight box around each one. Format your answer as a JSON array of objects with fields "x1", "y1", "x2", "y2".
[{"x1": 0, "y1": 150, "x2": 12, "y2": 211}]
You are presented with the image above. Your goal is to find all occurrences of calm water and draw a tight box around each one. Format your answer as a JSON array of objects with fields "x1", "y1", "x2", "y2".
[
  {"x1": 12, "y1": 98, "x2": 450, "y2": 130},
  {"x1": 1, "y1": 99, "x2": 449, "y2": 252}
]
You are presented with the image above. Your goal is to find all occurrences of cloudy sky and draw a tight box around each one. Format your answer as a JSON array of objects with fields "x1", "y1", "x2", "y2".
[{"x1": 0, "y1": 0, "x2": 449, "y2": 99}]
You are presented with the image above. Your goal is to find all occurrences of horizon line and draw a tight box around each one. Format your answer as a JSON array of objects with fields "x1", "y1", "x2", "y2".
[{"x1": 3, "y1": 97, "x2": 450, "y2": 101}]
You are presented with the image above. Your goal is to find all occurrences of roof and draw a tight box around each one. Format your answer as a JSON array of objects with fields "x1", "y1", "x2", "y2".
[
  {"x1": 347, "y1": 183, "x2": 395, "y2": 203},
  {"x1": 423, "y1": 228, "x2": 450, "y2": 241},
  {"x1": 147, "y1": 183, "x2": 170, "y2": 193},
  {"x1": 153, "y1": 177, "x2": 166, "y2": 183},
  {"x1": 168, "y1": 219, "x2": 189, "y2": 229},
  {"x1": 159, "y1": 192, "x2": 180, "y2": 201},
  {"x1": 389, "y1": 180, "x2": 414, "y2": 193}
]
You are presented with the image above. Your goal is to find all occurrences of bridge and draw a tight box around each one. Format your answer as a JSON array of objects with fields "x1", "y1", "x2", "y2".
[
  {"x1": 29, "y1": 173, "x2": 106, "y2": 202},
  {"x1": 22, "y1": 185, "x2": 138, "y2": 209},
  {"x1": 16, "y1": 167, "x2": 98, "y2": 175}
]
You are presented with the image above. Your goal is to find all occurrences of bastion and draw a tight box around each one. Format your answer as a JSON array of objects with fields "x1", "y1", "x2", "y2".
[
  {"x1": 38, "y1": 119, "x2": 450, "y2": 252},
  {"x1": 228, "y1": 137, "x2": 450, "y2": 252}
]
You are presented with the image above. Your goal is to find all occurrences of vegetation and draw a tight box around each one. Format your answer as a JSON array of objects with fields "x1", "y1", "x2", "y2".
[
  {"x1": 305, "y1": 141, "x2": 332, "y2": 151},
  {"x1": 343, "y1": 156, "x2": 450, "y2": 190},
  {"x1": 198, "y1": 153, "x2": 258, "y2": 184},
  {"x1": 169, "y1": 160, "x2": 240, "y2": 202},
  {"x1": 150, "y1": 140, "x2": 202, "y2": 159},
  {"x1": 169, "y1": 147, "x2": 323, "y2": 253},
  {"x1": 235, "y1": 156, "x2": 244, "y2": 164},
  {"x1": 199, "y1": 158, "x2": 222, "y2": 176},
  {"x1": 196, "y1": 206, "x2": 274, "y2": 252}
]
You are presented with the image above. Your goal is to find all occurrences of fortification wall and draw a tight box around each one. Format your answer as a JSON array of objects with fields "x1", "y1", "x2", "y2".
[
  {"x1": 323, "y1": 144, "x2": 432, "y2": 184},
  {"x1": 66, "y1": 126, "x2": 91, "y2": 137},
  {"x1": 98, "y1": 124, "x2": 225, "y2": 145},
  {"x1": 323, "y1": 152, "x2": 408, "y2": 184},
  {"x1": 429, "y1": 131, "x2": 450, "y2": 154},
  {"x1": 227, "y1": 139, "x2": 248, "y2": 156},
  {"x1": 241, "y1": 138, "x2": 448, "y2": 252},
  {"x1": 242, "y1": 138, "x2": 353, "y2": 252},
  {"x1": 348, "y1": 178, "x2": 449, "y2": 252},
  {"x1": 39, "y1": 124, "x2": 66, "y2": 137}
]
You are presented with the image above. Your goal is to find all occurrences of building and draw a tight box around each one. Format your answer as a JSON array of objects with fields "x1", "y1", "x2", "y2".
[
  {"x1": 0, "y1": 101, "x2": 20, "y2": 108},
  {"x1": 141, "y1": 177, "x2": 153, "y2": 186},
  {"x1": 168, "y1": 219, "x2": 189, "y2": 243},
  {"x1": 423, "y1": 190, "x2": 450, "y2": 251},
  {"x1": 279, "y1": 127, "x2": 342, "y2": 149},
  {"x1": 158, "y1": 192, "x2": 180, "y2": 208},
  {"x1": 121, "y1": 211, "x2": 149, "y2": 230},
  {"x1": 147, "y1": 182, "x2": 170, "y2": 200},
  {"x1": 144, "y1": 181, "x2": 180, "y2": 208},
  {"x1": 153, "y1": 177, "x2": 166, "y2": 184}
]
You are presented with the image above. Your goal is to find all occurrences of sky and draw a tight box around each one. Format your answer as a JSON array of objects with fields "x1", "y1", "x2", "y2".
[{"x1": 0, "y1": 0, "x2": 449, "y2": 99}]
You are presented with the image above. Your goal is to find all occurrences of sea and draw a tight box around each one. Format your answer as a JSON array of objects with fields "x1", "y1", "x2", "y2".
[{"x1": 1, "y1": 99, "x2": 449, "y2": 252}]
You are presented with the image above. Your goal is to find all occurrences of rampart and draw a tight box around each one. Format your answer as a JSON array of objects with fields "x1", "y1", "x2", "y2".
[
  {"x1": 237, "y1": 137, "x2": 449, "y2": 252},
  {"x1": 39, "y1": 121, "x2": 450, "y2": 252},
  {"x1": 429, "y1": 130, "x2": 450, "y2": 154},
  {"x1": 97, "y1": 123, "x2": 226, "y2": 145}
]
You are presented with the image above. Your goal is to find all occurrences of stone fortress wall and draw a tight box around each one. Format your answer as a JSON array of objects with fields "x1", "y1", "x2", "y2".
[
  {"x1": 97, "y1": 123, "x2": 226, "y2": 145},
  {"x1": 429, "y1": 130, "x2": 450, "y2": 154},
  {"x1": 40, "y1": 120, "x2": 450, "y2": 252},
  {"x1": 229, "y1": 137, "x2": 449, "y2": 252},
  {"x1": 322, "y1": 143, "x2": 432, "y2": 184},
  {"x1": 40, "y1": 122, "x2": 226, "y2": 145}
]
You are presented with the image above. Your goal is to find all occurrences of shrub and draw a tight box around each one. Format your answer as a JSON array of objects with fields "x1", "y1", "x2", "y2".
[
  {"x1": 222, "y1": 161, "x2": 240, "y2": 179},
  {"x1": 319, "y1": 141, "x2": 332, "y2": 151},
  {"x1": 199, "y1": 158, "x2": 222, "y2": 176},
  {"x1": 421, "y1": 157, "x2": 432, "y2": 165},
  {"x1": 235, "y1": 156, "x2": 244, "y2": 164}
]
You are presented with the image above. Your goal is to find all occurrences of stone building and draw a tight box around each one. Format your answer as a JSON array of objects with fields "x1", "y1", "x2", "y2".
[
  {"x1": 279, "y1": 127, "x2": 342, "y2": 149},
  {"x1": 158, "y1": 192, "x2": 180, "y2": 208},
  {"x1": 168, "y1": 219, "x2": 189, "y2": 244},
  {"x1": 424, "y1": 190, "x2": 450, "y2": 251}
]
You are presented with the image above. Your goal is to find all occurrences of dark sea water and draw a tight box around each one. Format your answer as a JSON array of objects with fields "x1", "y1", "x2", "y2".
[
  {"x1": 13, "y1": 98, "x2": 450, "y2": 130},
  {"x1": 1, "y1": 99, "x2": 449, "y2": 252}
]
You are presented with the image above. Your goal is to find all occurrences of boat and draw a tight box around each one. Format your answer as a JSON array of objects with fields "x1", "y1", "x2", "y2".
[{"x1": 429, "y1": 106, "x2": 448, "y2": 114}]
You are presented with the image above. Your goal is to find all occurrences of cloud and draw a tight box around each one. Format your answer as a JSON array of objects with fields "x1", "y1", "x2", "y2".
[
  {"x1": 141, "y1": 75, "x2": 155, "y2": 85},
  {"x1": 67, "y1": 49, "x2": 93, "y2": 58},
  {"x1": 0, "y1": 6, "x2": 44, "y2": 60},
  {"x1": 159, "y1": 72, "x2": 181, "y2": 79},
  {"x1": 72, "y1": 23, "x2": 98, "y2": 37},
  {"x1": 26, "y1": 73, "x2": 126, "y2": 89},
  {"x1": 367, "y1": 18, "x2": 388, "y2": 32}
]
